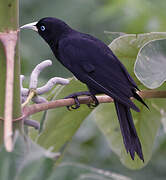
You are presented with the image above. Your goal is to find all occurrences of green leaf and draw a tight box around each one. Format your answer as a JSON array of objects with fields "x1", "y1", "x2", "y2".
[
  {"x1": 0, "y1": 133, "x2": 58, "y2": 180},
  {"x1": 134, "y1": 38, "x2": 166, "y2": 89},
  {"x1": 90, "y1": 98, "x2": 161, "y2": 169},
  {"x1": 36, "y1": 79, "x2": 93, "y2": 152},
  {"x1": 109, "y1": 32, "x2": 166, "y2": 84}
]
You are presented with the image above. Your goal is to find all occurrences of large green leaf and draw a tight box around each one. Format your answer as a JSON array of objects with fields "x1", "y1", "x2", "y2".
[
  {"x1": 135, "y1": 38, "x2": 166, "y2": 89},
  {"x1": 109, "y1": 32, "x2": 166, "y2": 83},
  {"x1": 36, "y1": 79, "x2": 93, "y2": 152},
  {"x1": 90, "y1": 98, "x2": 162, "y2": 169},
  {"x1": 0, "y1": 133, "x2": 57, "y2": 180}
]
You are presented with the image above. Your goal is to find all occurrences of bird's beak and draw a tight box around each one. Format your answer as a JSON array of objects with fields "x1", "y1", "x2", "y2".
[{"x1": 20, "y1": 21, "x2": 38, "y2": 31}]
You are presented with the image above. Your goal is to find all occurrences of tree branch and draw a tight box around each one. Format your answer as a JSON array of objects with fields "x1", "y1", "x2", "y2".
[
  {"x1": 138, "y1": 90, "x2": 166, "y2": 98},
  {"x1": 14, "y1": 89, "x2": 166, "y2": 121},
  {"x1": 0, "y1": 89, "x2": 165, "y2": 122}
]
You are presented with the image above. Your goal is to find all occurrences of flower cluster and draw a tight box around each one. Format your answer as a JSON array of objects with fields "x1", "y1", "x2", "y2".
[
  {"x1": 20, "y1": 59, "x2": 70, "y2": 129},
  {"x1": 21, "y1": 60, "x2": 69, "y2": 104}
]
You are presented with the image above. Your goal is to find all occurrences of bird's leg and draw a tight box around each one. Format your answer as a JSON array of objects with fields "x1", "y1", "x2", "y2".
[{"x1": 64, "y1": 91, "x2": 99, "y2": 110}]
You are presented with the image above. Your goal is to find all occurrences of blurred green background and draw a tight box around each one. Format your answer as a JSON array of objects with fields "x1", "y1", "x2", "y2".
[{"x1": 20, "y1": 0, "x2": 166, "y2": 179}]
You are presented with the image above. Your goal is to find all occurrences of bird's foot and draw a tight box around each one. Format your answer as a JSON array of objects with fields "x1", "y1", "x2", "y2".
[
  {"x1": 65, "y1": 95, "x2": 80, "y2": 111},
  {"x1": 87, "y1": 94, "x2": 99, "y2": 109},
  {"x1": 64, "y1": 92, "x2": 89, "y2": 111},
  {"x1": 64, "y1": 91, "x2": 99, "y2": 110}
]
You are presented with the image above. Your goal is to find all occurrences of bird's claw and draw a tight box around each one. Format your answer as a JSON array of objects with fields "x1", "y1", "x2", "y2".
[
  {"x1": 87, "y1": 94, "x2": 99, "y2": 109},
  {"x1": 65, "y1": 96, "x2": 80, "y2": 111},
  {"x1": 87, "y1": 102, "x2": 98, "y2": 109}
]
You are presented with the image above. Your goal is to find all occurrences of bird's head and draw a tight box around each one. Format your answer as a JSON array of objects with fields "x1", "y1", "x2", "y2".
[{"x1": 21, "y1": 17, "x2": 71, "y2": 44}]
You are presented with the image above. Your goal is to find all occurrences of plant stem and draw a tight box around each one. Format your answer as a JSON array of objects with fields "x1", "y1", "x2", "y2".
[
  {"x1": 0, "y1": 0, "x2": 21, "y2": 150},
  {"x1": 0, "y1": 0, "x2": 18, "y2": 31},
  {"x1": 22, "y1": 90, "x2": 36, "y2": 108},
  {"x1": 0, "y1": 32, "x2": 18, "y2": 151}
]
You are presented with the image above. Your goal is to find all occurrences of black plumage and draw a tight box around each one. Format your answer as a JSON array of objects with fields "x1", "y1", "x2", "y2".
[{"x1": 22, "y1": 17, "x2": 148, "y2": 161}]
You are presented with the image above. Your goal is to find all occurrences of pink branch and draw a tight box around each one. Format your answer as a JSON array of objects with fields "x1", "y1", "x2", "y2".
[
  {"x1": 22, "y1": 95, "x2": 113, "y2": 119},
  {"x1": 21, "y1": 90, "x2": 166, "y2": 120},
  {"x1": 0, "y1": 89, "x2": 165, "y2": 122}
]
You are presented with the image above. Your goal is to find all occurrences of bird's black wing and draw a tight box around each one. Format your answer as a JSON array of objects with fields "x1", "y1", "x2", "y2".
[{"x1": 59, "y1": 36, "x2": 139, "y2": 112}]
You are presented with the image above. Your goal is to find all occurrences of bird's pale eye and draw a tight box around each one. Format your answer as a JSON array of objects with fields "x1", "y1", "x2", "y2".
[{"x1": 40, "y1": 25, "x2": 46, "y2": 31}]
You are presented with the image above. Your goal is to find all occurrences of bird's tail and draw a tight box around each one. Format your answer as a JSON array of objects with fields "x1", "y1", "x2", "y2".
[{"x1": 114, "y1": 100, "x2": 144, "y2": 162}]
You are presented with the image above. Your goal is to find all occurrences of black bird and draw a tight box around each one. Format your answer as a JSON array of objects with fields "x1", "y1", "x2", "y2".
[{"x1": 21, "y1": 17, "x2": 148, "y2": 161}]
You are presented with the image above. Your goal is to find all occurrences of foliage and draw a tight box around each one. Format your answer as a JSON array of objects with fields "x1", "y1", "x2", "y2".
[
  {"x1": 0, "y1": 133, "x2": 130, "y2": 180},
  {"x1": 0, "y1": 132, "x2": 55, "y2": 180},
  {"x1": 135, "y1": 38, "x2": 166, "y2": 88},
  {"x1": 1, "y1": 0, "x2": 166, "y2": 179}
]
